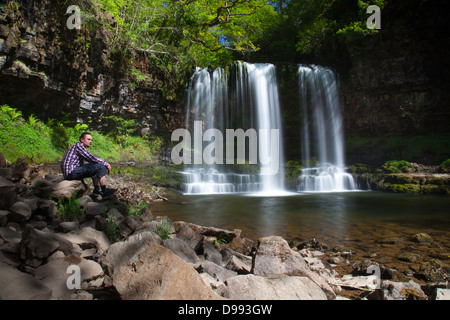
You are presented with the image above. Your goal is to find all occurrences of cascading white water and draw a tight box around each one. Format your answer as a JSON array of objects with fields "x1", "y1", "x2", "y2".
[
  {"x1": 297, "y1": 65, "x2": 357, "y2": 192},
  {"x1": 181, "y1": 62, "x2": 284, "y2": 194}
]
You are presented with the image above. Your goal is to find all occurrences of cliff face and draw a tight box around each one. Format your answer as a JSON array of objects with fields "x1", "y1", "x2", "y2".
[
  {"x1": 341, "y1": 1, "x2": 449, "y2": 135},
  {"x1": 337, "y1": 0, "x2": 450, "y2": 165},
  {"x1": 0, "y1": 0, "x2": 184, "y2": 138}
]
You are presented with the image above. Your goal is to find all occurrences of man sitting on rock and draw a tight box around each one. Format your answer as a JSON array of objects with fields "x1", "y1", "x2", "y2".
[{"x1": 61, "y1": 132, "x2": 117, "y2": 199}]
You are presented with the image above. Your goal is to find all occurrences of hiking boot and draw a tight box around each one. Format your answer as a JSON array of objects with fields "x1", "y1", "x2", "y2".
[{"x1": 101, "y1": 188, "x2": 118, "y2": 199}]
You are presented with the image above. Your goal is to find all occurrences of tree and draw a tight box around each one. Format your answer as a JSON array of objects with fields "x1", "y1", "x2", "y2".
[{"x1": 87, "y1": 0, "x2": 275, "y2": 89}]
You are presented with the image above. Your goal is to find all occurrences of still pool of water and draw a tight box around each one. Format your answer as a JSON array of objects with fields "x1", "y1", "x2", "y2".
[{"x1": 150, "y1": 191, "x2": 450, "y2": 248}]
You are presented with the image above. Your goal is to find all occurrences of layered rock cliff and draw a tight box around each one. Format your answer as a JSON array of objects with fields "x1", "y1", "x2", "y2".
[{"x1": 0, "y1": 0, "x2": 184, "y2": 139}]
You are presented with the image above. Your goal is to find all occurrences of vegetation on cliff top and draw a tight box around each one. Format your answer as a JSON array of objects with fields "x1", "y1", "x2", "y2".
[
  {"x1": 0, "y1": 104, "x2": 162, "y2": 164},
  {"x1": 54, "y1": 0, "x2": 390, "y2": 89}
]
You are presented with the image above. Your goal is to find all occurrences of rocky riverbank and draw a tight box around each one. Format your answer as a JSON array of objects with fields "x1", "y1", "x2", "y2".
[
  {"x1": 350, "y1": 162, "x2": 450, "y2": 194},
  {"x1": 0, "y1": 157, "x2": 449, "y2": 300}
]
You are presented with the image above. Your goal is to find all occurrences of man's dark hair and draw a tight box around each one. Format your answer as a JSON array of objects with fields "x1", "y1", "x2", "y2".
[{"x1": 80, "y1": 132, "x2": 92, "y2": 141}]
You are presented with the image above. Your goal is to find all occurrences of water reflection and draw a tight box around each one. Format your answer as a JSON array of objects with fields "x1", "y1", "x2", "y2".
[{"x1": 151, "y1": 192, "x2": 450, "y2": 245}]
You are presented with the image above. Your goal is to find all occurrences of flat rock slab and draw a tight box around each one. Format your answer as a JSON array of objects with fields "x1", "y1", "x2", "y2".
[
  {"x1": 0, "y1": 261, "x2": 52, "y2": 300},
  {"x1": 225, "y1": 274, "x2": 327, "y2": 300}
]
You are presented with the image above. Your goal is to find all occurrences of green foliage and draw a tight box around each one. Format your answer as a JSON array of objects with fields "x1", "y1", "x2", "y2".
[
  {"x1": 0, "y1": 104, "x2": 163, "y2": 165},
  {"x1": 382, "y1": 160, "x2": 415, "y2": 173},
  {"x1": 81, "y1": 0, "x2": 274, "y2": 95},
  {"x1": 154, "y1": 219, "x2": 172, "y2": 240},
  {"x1": 103, "y1": 115, "x2": 138, "y2": 145},
  {"x1": 1, "y1": 104, "x2": 22, "y2": 120},
  {"x1": 346, "y1": 134, "x2": 450, "y2": 165},
  {"x1": 56, "y1": 195, "x2": 84, "y2": 221},
  {"x1": 214, "y1": 232, "x2": 232, "y2": 248},
  {"x1": 255, "y1": 0, "x2": 388, "y2": 58},
  {"x1": 104, "y1": 216, "x2": 122, "y2": 243},
  {"x1": 0, "y1": 105, "x2": 60, "y2": 163},
  {"x1": 440, "y1": 159, "x2": 450, "y2": 173},
  {"x1": 284, "y1": 160, "x2": 302, "y2": 187},
  {"x1": 127, "y1": 201, "x2": 148, "y2": 217}
]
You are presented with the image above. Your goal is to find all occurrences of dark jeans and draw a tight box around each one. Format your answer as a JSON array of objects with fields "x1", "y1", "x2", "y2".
[{"x1": 66, "y1": 163, "x2": 108, "y2": 181}]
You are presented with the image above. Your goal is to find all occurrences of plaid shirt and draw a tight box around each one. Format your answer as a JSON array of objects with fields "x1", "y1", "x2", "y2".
[{"x1": 61, "y1": 142, "x2": 108, "y2": 178}]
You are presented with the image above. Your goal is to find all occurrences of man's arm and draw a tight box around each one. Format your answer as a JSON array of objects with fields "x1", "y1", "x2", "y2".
[{"x1": 77, "y1": 143, "x2": 110, "y2": 170}]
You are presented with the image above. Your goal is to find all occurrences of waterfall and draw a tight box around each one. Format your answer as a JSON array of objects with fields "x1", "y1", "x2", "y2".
[
  {"x1": 297, "y1": 65, "x2": 357, "y2": 192},
  {"x1": 180, "y1": 62, "x2": 285, "y2": 194}
]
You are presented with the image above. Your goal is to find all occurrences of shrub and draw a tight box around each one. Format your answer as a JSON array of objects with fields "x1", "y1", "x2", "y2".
[
  {"x1": 439, "y1": 159, "x2": 450, "y2": 173},
  {"x1": 382, "y1": 160, "x2": 415, "y2": 173},
  {"x1": 56, "y1": 194, "x2": 84, "y2": 221}
]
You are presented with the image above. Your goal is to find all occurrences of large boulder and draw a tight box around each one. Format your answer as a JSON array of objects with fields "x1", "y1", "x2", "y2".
[
  {"x1": 99, "y1": 231, "x2": 162, "y2": 276},
  {"x1": 50, "y1": 180, "x2": 86, "y2": 198},
  {"x1": 418, "y1": 259, "x2": 450, "y2": 281},
  {"x1": 57, "y1": 227, "x2": 111, "y2": 256},
  {"x1": 8, "y1": 201, "x2": 32, "y2": 222},
  {"x1": 0, "y1": 261, "x2": 52, "y2": 300},
  {"x1": 102, "y1": 240, "x2": 222, "y2": 300},
  {"x1": 0, "y1": 177, "x2": 16, "y2": 209},
  {"x1": 379, "y1": 280, "x2": 427, "y2": 300},
  {"x1": 0, "y1": 227, "x2": 22, "y2": 254},
  {"x1": 163, "y1": 238, "x2": 200, "y2": 264},
  {"x1": 34, "y1": 257, "x2": 103, "y2": 300},
  {"x1": 253, "y1": 236, "x2": 335, "y2": 299},
  {"x1": 20, "y1": 225, "x2": 60, "y2": 267},
  {"x1": 225, "y1": 274, "x2": 327, "y2": 300}
]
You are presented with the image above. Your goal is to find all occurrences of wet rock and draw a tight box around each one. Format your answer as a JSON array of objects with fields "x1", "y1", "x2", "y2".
[
  {"x1": 296, "y1": 238, "x2": 329, "y2": 251},
  {"x1": 397, "y1": 252, "x2": 422, "y2": 262},
  {"x1": 436, "y1": 288, "x2": 450, "y2": 300},
  {"x1": 173, "y1": 221, "x2": 241, "y2": 243},
  {"x1": 351, "y1": 259, "x2": 397, "y2": 279},
  {"x1": 412, "y1": 233, "x2": 433, "y2": 244},
  {"x1": 379, "y1": 280, "x2": 427, "y2": 300},
  {"x1": 376, "y1": 237, "x2": 404, "y2": 244},
  {"x1": 418, "y1": 259, "x2": 450, "y2": 281}
]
